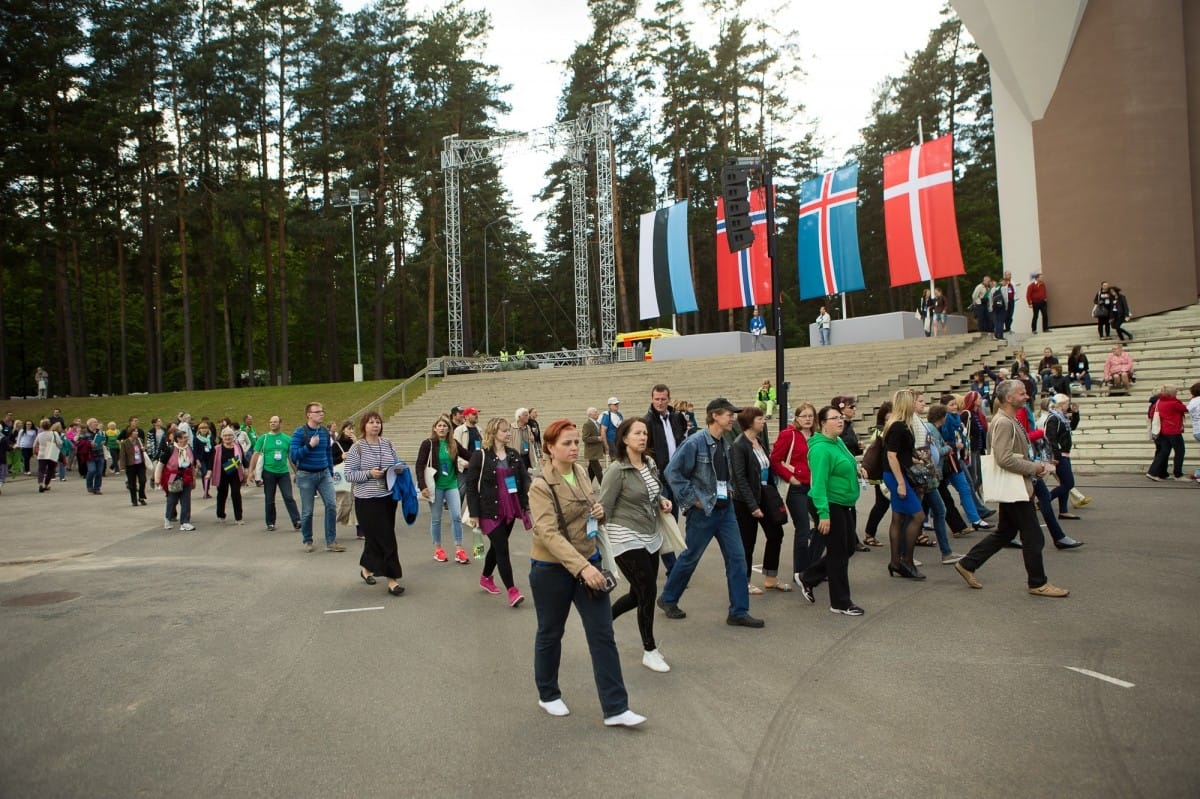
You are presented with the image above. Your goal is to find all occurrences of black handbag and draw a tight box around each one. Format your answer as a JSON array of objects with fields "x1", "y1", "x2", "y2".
[{"x1": 759, "y1": 482, "x2": 789, "y2": 525}]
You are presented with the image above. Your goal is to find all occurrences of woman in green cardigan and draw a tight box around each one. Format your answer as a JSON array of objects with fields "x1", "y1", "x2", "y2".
[{"x1": 797, "y1": 405, "x2": 865, "y2": 616}]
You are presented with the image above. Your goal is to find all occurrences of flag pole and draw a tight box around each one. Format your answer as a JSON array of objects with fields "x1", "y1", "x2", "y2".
[
  {"x1": 917, "y1": 117, "x2": 936, "y2": 300},
  {"x1": 764, "y1": 158, "x2": 786, "y2": 433}
]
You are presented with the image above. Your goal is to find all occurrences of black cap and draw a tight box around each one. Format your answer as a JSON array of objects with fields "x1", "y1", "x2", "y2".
[
  {"x1": 450, "y1": 406, "x2": 464, "y2": 416},
  {"x1": 706, "y1": 397, "x2": 741, "y2": 414}
]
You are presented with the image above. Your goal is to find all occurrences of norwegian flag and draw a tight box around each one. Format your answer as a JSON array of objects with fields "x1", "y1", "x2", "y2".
[
  {"x1": 797, "y1": 165, "x2": 865, "y2": 299},
  {"x1": 716, "y1": 188, "x2": 771, "y2": 310},
  {"x1": 882, "y1": 135, "x2": 965, "y2": 287}
]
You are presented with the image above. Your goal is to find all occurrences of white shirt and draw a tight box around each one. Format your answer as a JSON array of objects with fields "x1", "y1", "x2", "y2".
[{"x1": 1188, "y1": 396, "x2": 1200, "y2": 436}]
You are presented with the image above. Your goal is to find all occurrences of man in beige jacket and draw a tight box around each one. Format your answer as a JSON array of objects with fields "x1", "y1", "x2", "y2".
[{"x1": 953, "y1": 379, "x2": 1069, "y2": 597}]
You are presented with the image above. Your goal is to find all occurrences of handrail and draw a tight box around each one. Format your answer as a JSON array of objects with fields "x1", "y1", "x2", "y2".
[{"x1": 347, "y1": 361, "x2": 443, "y2": 422}]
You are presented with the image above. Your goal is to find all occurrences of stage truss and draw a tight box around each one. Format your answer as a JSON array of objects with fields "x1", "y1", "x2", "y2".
[{"x1": 441, "y1": 102, "x2": 616, "y2": 357}]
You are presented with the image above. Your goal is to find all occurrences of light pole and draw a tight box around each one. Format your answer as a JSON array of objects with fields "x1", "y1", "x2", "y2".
[
  {"x1": 501, "y1": 298, "x2": 510, "y2": 352},
  {"x1": 482, "y1": 215, "x2": 509, "y2": 356},
  {"x1": 330, "y1": 188, "x2": 368, "y2": 382}
]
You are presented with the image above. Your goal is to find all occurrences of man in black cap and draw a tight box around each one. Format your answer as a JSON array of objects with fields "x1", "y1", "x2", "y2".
[{"x1": 658, "y1": 398, "x2": 764, "y2": 628}]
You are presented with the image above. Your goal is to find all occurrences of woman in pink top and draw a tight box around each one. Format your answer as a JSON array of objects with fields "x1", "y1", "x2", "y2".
[
  {"x1": 1146, "y1": 385, "x2": 1189, "y2": 481},
  {"x1": 1103, "y1": 344, "x2": 1134, "y2": 392}
]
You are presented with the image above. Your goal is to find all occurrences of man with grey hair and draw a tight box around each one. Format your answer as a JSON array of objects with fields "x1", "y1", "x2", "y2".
[
  {"x1": 581, "y1": 407, "x2": 604, "y2": 484},
  {"x1": 514, "y1": 407, "x2": 538, "y2": 471},
  {"x1": 953, "y1": 379, "x2": 1069, "y2": 597}
]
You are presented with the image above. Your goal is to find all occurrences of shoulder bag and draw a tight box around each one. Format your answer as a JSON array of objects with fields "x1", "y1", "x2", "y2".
[
  {"x1": 980, "y1": 453, "x2": 1029, "y2": 503},
  {"x1": 542, "y1": 472, "x2": 617, "y2": 596}
]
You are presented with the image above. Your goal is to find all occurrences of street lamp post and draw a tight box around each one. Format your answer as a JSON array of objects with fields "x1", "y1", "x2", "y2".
[
  {"x1": 482, "y1": 215, "x2": 509, "y2": 356},
  {"x1": 331, "y1": 188, "x2": 368, "y2": 382}
]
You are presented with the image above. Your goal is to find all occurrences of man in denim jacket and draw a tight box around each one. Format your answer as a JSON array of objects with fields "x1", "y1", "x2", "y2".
[{"x1": 658, "y1": 398, "x2": 764, "y2": 628}]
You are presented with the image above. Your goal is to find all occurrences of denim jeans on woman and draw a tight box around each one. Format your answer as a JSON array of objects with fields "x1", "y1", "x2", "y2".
[
  {"x1": 529, "y1": 561, "x2": 629, "y2": 717},
  {"x1": 429, "y1": 485, "x2": 464, "y2": 547},
  {"x1": 1048, "y1": 456, "x2": 1076, "y2": 513},
  {"x1": 921, "y1": 485, "x2": 953, "y2": 556}
]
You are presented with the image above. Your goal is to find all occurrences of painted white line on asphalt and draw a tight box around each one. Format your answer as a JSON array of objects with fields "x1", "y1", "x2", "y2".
[
  {"x1": 1065, "y1": 666, "x2": 1135, "y2": 688},
  {"x1": 324, "y1": 606, "x2": 385, "y2": 615}
]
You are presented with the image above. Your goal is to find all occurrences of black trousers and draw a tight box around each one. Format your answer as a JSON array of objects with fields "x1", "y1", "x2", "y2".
[
  {"x1": 960, "y1": 500, "x2": 1046, "y2": 588},
  {"x1": 734, "y1": 500, "x2": 785, "y2": 574},
  {"x1": 1031, "y1": 301, "x2": 1049, "y2": 332},
  {"x1": 125, "y1": 463, "x2": 147, "y2": 504},
  {"x1": 801, "y1": 503, "x2": 855, "y2": 610},
  {"x1": 216, "y1": 478, "x2": 243, "y2": 521},
  {"x1": 612, "y1": 547, "x2": 661, "y2": 651}
]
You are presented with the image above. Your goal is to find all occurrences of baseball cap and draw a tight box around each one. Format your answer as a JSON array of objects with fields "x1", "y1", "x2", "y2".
[
  {"x1": 450, "y1": 406, "x2": 464, "y2": 416},
  {"x1": 706, "y1": 397, "x2": 741, "y2": 414},
  {"x1": 607, "y1": 397, "x2": 620, "y2": 405},
  {"x1": 463, "y1": 407, "x2": 480, "y2": 416}
]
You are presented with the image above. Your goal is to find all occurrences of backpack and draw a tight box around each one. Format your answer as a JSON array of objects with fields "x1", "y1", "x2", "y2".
[
  {"x1": 861, "y1": 433, "x2": 885, "y2": 482},
  {"x1": 990, "y1": 288, "x2": 1006, "y2": 313}
]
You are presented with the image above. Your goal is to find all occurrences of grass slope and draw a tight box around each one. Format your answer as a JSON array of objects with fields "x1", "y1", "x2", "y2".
[{"x1": 3, "y1": 378, "x2": 433, "y2": 431}]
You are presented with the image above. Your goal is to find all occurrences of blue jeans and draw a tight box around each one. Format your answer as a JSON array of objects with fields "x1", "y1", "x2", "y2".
[
  {"x1": 296, "y1": 470, "x2": 337, "y2": 545},
  {"x1": 430, "y1": 485, "x2": 463, "y2": 546},
  {"x1": 529, "y1": 561, "x2": 629, "y2": 717},
  {"x1": 946, "y1": 470, "x2": 982, "y2": 524},
  {"x1": 818, "y1": 327, "x2": 830, "y2": 346},
  {"x1": 1032, "y1": 478, "x2": 1065, "y2": 542},
  {"x1": 660, "y1": 503, "x2": 749, "y2": 618},
  {"x1": 922, "y1": 485, "x2": 952, "y2": 556},
  {"x1": 1048, "y1": 457, "x2": 1076, "y2": 513},
  {"x1": 262, "y1": 470, "x2": 300, "y2": 528},
  {"x1": 86, "y1": 458, "x2": 104, "y2": 492}
]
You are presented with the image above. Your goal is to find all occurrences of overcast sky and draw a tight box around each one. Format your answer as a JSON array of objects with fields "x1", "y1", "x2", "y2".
[{"x1": 340, "y1": 0, "x2": 950, "y2": 232}]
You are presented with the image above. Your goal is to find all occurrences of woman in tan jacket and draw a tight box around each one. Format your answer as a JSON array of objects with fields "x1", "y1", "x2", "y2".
[{"x1": 528, "y1": 419, "x2": 645, "y2": 727}]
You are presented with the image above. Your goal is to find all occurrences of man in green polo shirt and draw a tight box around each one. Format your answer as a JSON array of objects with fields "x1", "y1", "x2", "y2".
[{"x1": 249, "y1": 415, "x2": 300, "y2": 531}]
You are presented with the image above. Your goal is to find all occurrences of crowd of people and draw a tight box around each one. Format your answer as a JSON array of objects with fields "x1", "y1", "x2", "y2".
[{"x1": 4, "y1": 333, "x2": 1198, "y2": 727}]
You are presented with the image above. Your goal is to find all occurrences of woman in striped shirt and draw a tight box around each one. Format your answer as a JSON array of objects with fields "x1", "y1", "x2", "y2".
[
  {"x1": 597, "y1": 418, "x2": 673, "y2": 674},
  {"x1": 344, "y1": 411, "x2": 406, "y2": 596}
]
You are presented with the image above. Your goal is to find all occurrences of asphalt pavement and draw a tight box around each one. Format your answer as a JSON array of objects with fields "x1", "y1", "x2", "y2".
[{"x1": 1, "y1": 469, "x2": 1198, "y2": 798}]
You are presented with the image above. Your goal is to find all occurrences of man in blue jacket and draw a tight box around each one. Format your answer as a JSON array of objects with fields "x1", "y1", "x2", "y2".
[
  {"x1": 289, "y1": 402, "x2": 345, "y2": 553},
  {"x1": 658, "y1": 398, "x2": 764, "y2": 628}
]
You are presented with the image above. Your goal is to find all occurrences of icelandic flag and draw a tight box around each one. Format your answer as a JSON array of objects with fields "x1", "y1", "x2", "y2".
[
  {"x1": 716, "y1": 187, "x2": 771, "y2": 310},
  {"x1": 882, "y1": 135, "x2": 965, "y2": 287},
  {"x1": 797, "y1": 165, "x2": 865, "y2": 299},
  {"x1": 639, "y1": 201, "x2": 697, "y2": 320}
]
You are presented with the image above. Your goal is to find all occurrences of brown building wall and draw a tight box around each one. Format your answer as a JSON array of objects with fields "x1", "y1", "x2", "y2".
[{"x1": 1033, "y1": 0, "x2": 1198, "y2": 326}]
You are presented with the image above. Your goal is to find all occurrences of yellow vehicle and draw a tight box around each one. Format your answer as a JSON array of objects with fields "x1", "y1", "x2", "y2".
[{"x1": 613, "y1": 328, "x2": 678, "y2": 361}]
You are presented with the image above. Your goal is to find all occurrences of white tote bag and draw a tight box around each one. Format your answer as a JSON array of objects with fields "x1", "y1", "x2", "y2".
[{"x1": 980, "y1": 453, "x2": 1029, "y2": 504}]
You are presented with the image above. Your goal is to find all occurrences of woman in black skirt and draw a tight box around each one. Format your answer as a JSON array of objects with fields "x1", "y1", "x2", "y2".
[{"x1": 344, "y1": 411, "x2": 406, "y2": 596}]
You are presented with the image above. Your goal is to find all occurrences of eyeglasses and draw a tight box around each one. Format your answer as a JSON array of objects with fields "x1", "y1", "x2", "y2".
[{"x1": 826, "y1": 415, "x2": 846, "y2": 422}]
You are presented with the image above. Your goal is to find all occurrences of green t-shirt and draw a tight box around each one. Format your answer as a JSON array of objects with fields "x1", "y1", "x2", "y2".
[
  {"x1": 435, "y1": 440, "x2": 457, "y2": 490},
  {"x1": 254, "y1": 432, "x2": 292, "y2": 475}
]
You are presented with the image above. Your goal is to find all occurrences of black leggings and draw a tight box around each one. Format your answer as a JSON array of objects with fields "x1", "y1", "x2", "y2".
[
  {"x1": 483, "y1": 519, "x2": 516, "y2": 588},
  {"x1": 612, "y1": 547, "x2": 661, "y2": 651},
  {"x1": 864, "y1": 485, "x2": 890, "y2": 539}
]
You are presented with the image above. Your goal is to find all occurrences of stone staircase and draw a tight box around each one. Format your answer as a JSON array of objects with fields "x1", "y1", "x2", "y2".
[{"x1": 380, "y1": 301, "x2": 1199, "y2": 476}]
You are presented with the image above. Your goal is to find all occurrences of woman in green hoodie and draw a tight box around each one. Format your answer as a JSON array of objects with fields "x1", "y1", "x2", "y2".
[{"x1": 796, "y1": 405, "x2": 864, "y2": 616}]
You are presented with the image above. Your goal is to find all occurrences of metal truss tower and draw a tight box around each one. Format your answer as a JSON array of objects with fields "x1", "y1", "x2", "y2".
[{"x1": 441, "y1": 102, "x2": 615, "y2": 357}]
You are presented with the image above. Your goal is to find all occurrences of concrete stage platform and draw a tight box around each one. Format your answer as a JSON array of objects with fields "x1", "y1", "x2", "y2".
[{"x1": 810, "y1": 311, "x2": 968, "y2": 346}]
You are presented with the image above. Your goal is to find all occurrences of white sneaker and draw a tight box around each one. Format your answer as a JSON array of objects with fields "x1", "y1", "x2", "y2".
[
  {"x1": 163, "y1": 519, "x2": 173, "y2": 530},
  {"x1": 180, "y1": 523, "x2": 196, "y2": 531},
  {"x1": 941, "y1": 552, "x2": 965, "y2": 565},
  {"x1": 538, "y1": 698, "x2": 570, "y2": 717},
  {"x1": 603, "y1": 709, "x2": 647, "y2": 727},
  {"x1": 642, "y1": 649, "x2": 670, "y2": 673}
]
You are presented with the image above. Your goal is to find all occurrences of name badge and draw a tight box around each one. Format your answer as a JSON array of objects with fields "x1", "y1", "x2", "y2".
[
  {"x1": 760, "y1": 467, "x2": 769, "y2": 485},
  {"x1": 716, "y1": 480, "x2": 729, "y2": 501},
  {"x1": 521, "y1": 441, "x2": 528, "y2": 452},
  {"x1": 586, "y1": 516, "x2": 599, "y2": 539},
  {"x1": 274, "y1": 451, "x2": 283, "y2": 461},
  {"x1": 504, "y1": 474, "x2": 518, "y2": 494}
]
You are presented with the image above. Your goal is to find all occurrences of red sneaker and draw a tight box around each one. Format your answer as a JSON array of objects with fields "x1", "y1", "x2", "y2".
[{"x1": 433, "y1": 547, "x2": 448, "y2": 563}]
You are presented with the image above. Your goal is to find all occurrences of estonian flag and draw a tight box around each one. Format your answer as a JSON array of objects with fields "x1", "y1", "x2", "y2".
[{"x1": 639, "y1": 201, "x2": 697, "y2": 320}]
